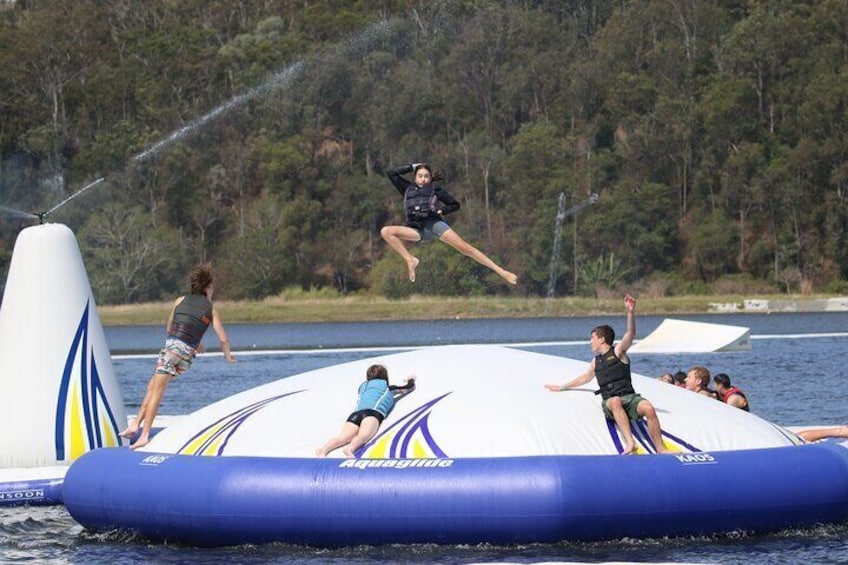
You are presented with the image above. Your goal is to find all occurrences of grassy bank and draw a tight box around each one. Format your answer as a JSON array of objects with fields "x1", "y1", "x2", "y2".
[{"x1": 95, "y1": 293, "x2": 818, "y2": 326}]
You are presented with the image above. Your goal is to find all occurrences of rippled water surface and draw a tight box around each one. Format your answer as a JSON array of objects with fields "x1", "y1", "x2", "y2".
[{"x1": 4, "y1": 312, "x2": 848, "y2": 564}]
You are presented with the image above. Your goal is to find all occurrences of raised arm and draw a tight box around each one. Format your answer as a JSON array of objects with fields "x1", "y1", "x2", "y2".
[
  {"x1": 616, "y1": 294, "x2": 636, "y2": 356},
  {"x1": 386, "y1": 164, "x2": 415, "y2": 195}
]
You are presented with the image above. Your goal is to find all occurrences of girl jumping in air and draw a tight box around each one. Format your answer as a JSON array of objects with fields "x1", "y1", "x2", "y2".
[{"x1": 380, "y1": 162, "x2": 518, "y2": 285}]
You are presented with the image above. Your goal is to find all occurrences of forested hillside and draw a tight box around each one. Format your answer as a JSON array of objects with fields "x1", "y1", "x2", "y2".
[{"x1": 1, "y1": 0, "x2": 846, "y2": 303}]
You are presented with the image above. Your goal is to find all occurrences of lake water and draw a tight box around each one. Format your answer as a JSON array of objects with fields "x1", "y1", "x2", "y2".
[{"x1": 3, "y1": 312, "x2": 848, "y2": 564}]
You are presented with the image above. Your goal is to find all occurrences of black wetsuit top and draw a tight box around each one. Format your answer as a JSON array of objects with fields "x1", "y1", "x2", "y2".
[
  {"x1": 594, "y1": 348, "x2": 635, "y2": 401},
  {"x1": 386, "y1": 165, "x2": 460, "y2": 229},
  {"x1": 170, "y1": 294, "x2": 212, "y2": 348}
]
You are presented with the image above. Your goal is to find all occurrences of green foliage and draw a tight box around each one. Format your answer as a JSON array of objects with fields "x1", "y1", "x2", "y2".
[
  {"x1": 79, "y1": 202, "x2": 184, "y2": 304},
  {"x1": 577, "y1": 253, "x2": 632, "y2": 298},
  {"x1": 370, "y1": 242, "x2": 496, "y2": 298},
  {"x1": 1, "y1": 0, "x2": 848, "y2": 302}
]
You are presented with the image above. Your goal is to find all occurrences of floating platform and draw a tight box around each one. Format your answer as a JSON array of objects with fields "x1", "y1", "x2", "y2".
[
  {"x1": 63, "y1": 345, "x2": 848, "y2": 547},
  {"x1": 0, "y1": 467, "x2": 66, "y2": 506},
  {"x1": 628, "y1": 318, "x2": 751, "y2": 353}
]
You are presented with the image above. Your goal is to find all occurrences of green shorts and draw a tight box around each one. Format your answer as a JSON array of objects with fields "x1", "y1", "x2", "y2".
[{"x1": 602, "y1": 393, "x2": 645, "y2": 421}]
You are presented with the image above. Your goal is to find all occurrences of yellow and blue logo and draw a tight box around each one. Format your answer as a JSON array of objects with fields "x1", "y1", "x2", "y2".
[
  {"x1": 178, "y1": 391, "x2": 305, "y2": 456},
  {"x1": 54, "y1": 301, "x2": 122, "y2": 461},
  {"x1": 606, "y1": 418, "x2": 698, "y2": 454},
  {"x1": 357, "y1": 393, "x2": 451, "y2": 458}
]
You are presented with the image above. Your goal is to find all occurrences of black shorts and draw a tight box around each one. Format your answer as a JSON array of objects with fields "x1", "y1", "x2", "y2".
[{"x1": 346, "y1": 409, "x2": 384, "y2": 426}]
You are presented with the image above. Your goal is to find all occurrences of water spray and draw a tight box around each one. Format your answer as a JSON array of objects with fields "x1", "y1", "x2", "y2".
[
  {"x1": 131, "y1": 18, "x2": 400, "y2": 165},
  {"x1": 0, "y1": 177, "x2": 106, "y2": 225},
  {"x1": 1, "y1": 16, "x2": 404, "y2": 228}
]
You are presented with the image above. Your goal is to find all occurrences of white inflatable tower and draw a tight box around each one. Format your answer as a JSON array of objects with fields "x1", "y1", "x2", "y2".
[{"x1": 0, "y1": 223, "x2": 126, "y2": 469}]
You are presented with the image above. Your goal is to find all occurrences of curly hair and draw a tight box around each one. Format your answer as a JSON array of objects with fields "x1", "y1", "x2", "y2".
[{"x1": 189, "y1": 263, "x2": 213, "y2": 295}]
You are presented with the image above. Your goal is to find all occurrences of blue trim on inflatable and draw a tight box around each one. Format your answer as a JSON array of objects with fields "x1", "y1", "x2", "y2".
[
  {"x1": 64, "y1": 443, "x2": 848, "y2": 547},
  {"x1": 0, "y1": 478, "x2": 64, "y2": 507}
]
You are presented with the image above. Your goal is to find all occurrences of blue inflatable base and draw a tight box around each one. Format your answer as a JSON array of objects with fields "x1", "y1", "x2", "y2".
[
  {"x1": 64, "y1": 443, "x2": 848, "y2": 547},
  {"x1": 0, "y1": 478, "x2": 64, "y2": 507}
]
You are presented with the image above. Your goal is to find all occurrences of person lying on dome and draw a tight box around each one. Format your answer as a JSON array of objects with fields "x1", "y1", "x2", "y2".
[
  {"x1": 380, "y1": 162, "x2": 518, "y2": 285},
  {"x1": 315, "y1": 364, "x2": 416, "y2": 458},
  {"x1": 545, "y1": 294, "x2": 666, "y2": 455},
  {"x1": 712, "y1": 373, "x2": 749, "y2": 411}
]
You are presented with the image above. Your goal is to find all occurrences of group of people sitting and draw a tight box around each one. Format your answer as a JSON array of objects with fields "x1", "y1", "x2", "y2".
[{"x1": 657, "y1": 367, "x2": 749, "y2": 411}]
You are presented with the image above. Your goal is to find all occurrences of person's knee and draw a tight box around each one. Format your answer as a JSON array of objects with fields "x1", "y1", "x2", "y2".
[
  {"x1": 638, "y1": 401, "x2": 657, "y2": 419},
  {"x1": 606, "y1": 397, "x2": 623, "y2": 411},
  {"x1": 380, "y1": 226, "x2": 393, "y2": 240}
]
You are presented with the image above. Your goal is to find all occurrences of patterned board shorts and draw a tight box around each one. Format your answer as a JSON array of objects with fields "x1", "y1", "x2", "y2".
[{"x1": 154, "y1": 337, "x2": 197, "y2": 378}]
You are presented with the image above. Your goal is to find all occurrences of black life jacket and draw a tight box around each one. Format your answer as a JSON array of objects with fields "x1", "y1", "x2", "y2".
[
  {"x1": 404, "y1": 183, "x2": 438, "y2": 222},
  {"x1": 170, "y1": 294, "x2": 212, "y2": 348},
  {"x1": 594, "y1": 348, "x2": 635, "y2": 400}
]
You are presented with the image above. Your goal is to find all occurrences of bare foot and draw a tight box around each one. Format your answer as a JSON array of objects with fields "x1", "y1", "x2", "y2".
[
  {"x1": 499, "y1": 270, "x2": 518, "y2": 285},
  {"x1": 342, "y1": 448, "x2": 355, "y2": 458},
  {"x1": 621, "y1": 442, "x2": 636, "y2": 455},
  {"x1": 406, "y1": 257, "x2": 420, "y2": 282},
  {"x1": 130, "y1": 436, "x2": 149, "y2": 450},
  {"x1": 315, "y1": 448, "x2": 326, "y2": 458},
  {"x1": 119, "y1": 426, "x2": 138, "y2": 439},
  {"x1": 654, "y1": 444, "x2": 667, "y2": 454}
]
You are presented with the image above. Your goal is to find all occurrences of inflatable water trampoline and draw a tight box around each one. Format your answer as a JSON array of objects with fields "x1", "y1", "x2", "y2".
[{"x1": 63, "y1": 345, "x2": 848, "y2": 547}]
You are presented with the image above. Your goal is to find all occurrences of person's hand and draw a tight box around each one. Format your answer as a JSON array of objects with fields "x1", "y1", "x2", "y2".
[
  {"x1": 196, "y1": 343, "x2": 206, "y2": 354},
  {"x1": 624, "y1": 294, "x2": 636, "y2": 312},
  {"x1": 545, "y1": 384, "x2": 564, "y2": 392},
  {"x1": 411, "y1": 162, "x2": 423, "y2": 170}
]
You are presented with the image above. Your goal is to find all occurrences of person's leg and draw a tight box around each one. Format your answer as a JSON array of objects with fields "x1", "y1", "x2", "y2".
[
  {"x1": 343, "y1": 416, "x2": 381, "y2": 458},
  {"x1": 120, "y1": 388, "x2": 150, "y2": 438},
  {"x1": 438, "y1": 229, "x2": 518, "y2": 284},
  {"x1": 637, "y1": 399, "x2": 666, "y2": 454},
  {"x1": 380, "y1": 225, "x2": 423, "y2": 281},
  {"x1": 130, "y1": 373, "x2": 170, "y2": 449},
  {"x1": 316, "y1": 422, "x2": 360, "y2": 457},
  {"x1": 797, "y1": 426, "x2": 848, "y2": 443},
  {"x1": 606, "y1": 397, "x2": 635, "y2": 454}
]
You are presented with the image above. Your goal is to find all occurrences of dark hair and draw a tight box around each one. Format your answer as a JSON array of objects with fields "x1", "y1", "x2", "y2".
[
  {"x1": 592, "y1": 324, "x2": 615, "y2": 345},
  {"x1": 413, "y1": 163, "x2": 445, "y2": 183},
  {"x1": 672, "y1": 371, "x2": 686, "y2": 384},
  {"x1": 366, "y1": 364, "x2": 388, "y2": 382},
  {"x1": 713, "y1": 373, "x2": 732, "y2": 388},
  {"x1": 190, "y1": 263, "x2": 213, "y2": 295}
]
